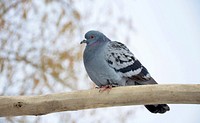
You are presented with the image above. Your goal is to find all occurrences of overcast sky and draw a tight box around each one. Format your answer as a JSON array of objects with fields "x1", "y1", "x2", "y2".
[{"x1": 123, "y1": 0, "x2": 200, "y2": 123}]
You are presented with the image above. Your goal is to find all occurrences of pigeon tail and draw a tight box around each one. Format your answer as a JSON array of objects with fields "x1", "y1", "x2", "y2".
[
  {"x1": 126, "y1": 77, "x2": 170, "y2": 114},
  {"x1": 145, "y1": 104, "x2": 170, "y2": 114}
]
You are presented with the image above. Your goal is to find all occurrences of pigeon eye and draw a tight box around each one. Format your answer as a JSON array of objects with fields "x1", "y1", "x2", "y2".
[{"x1": 90, "y1": 35, "x2": 94, "y2": 39}]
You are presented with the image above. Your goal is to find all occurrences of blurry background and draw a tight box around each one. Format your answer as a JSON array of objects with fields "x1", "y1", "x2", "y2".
[{"x1": 0, "y1": 0, "x2": 200, "y2": 123}]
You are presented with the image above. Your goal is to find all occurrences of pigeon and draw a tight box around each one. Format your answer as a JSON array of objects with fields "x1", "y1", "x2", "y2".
[{"x1": 80, "y1": 30, "x2": 170, "y2": 114}]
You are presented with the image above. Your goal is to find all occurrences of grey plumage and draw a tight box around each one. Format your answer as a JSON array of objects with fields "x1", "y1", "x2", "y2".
[{"x1": 81, "y1": 30, "x2": 170, "y2": 114}]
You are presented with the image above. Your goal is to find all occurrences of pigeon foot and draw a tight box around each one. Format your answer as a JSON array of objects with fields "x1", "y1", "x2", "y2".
[{"x1": 99, "y1": 85, "x2": 112, "y2": 93}]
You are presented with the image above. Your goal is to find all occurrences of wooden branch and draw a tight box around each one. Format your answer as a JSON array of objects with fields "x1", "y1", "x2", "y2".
[{"x1": 0, "y1": 84, "x2": 200, "y2": 117}]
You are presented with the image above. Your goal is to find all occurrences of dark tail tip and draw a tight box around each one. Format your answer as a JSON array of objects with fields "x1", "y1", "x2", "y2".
[{"x1": 144, "y1": 104, "x2": 170, "y2": 114}]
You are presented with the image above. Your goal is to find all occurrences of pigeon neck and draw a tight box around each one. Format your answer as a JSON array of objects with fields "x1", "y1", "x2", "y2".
[
  {"x1": 89, "y1": 40, "x2": 100, "y2": 47},
  {"x1": 84, "y1": 40, "x2": 108, "y2": 63}
]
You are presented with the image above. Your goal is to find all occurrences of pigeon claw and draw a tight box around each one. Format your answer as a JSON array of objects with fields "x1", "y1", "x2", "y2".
[{"x1": 99, "y1": 85, "x2": 112, "y2": 93}]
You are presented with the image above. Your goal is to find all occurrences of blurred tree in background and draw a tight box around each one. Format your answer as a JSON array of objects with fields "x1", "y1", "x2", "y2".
[
  {"x1": 0, "y1": 0, "x2": 135, "y2": 122},
  {"x1": 0, "y1": 0, "x2": 84, "y2": 95}
]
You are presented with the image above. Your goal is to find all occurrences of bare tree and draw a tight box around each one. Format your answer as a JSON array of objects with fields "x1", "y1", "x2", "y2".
[{"x1": 0, "y1": 84, "x2": 200, "y2": 117}]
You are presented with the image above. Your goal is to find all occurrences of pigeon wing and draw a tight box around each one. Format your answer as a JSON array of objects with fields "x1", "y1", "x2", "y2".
[{"x1": 105, "y1": 41, "x2": 154, "y2": 84}]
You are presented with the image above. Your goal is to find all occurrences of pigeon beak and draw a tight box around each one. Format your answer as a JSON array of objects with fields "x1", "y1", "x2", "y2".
[{"x1": 80, "y1": 39, "x2": 87, "y2": 44}]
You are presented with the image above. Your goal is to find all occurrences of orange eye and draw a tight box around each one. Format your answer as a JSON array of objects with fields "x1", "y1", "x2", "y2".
[{"x1": 90, "y1": 35, "x2": 94, "y2": 39}]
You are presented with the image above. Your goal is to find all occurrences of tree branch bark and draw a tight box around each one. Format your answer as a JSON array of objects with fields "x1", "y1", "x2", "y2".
[{"x1": 0, "y1": 84, "x2": 200, "y2": 117}]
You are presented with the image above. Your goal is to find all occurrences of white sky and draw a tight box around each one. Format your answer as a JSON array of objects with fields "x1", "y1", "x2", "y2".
[{"x1": 122, "y1": 0, "x2": 200, "y2": 123}]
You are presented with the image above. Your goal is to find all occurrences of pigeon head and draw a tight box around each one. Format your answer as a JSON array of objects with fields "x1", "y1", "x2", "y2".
[{"x1": 80, "y1": 30, "x2": 109, "y2": 46}]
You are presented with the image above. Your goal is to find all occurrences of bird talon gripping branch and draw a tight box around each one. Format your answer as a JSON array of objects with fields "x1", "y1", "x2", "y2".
[{"x1": 99, "y1": 85, "x2": 112, "y2": 93}]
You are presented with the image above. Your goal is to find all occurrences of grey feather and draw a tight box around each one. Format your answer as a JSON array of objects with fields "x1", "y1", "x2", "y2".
[{"x1": 81, "y1": 30, "x2": 170, "y2": 114}]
